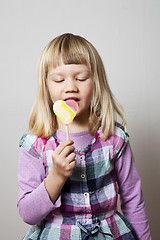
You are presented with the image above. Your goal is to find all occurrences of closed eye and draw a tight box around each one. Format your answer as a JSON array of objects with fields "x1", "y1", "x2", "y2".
[
  {"x1": 76, "y1": 78, "x2": 88, "y2": 81},
  {"x1": 52, "y1": 79, "x2": 64, "y2": 83}
]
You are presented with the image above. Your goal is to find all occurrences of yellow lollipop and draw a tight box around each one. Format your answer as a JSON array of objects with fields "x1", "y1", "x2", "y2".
[{"x1": 53, "y1": 99, "x2": 78, "y2": 140}]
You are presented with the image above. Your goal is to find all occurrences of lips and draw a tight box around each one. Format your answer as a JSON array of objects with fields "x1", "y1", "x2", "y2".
[{"x1": 64, "y1": 97, "x2": 80, "y2": 102}]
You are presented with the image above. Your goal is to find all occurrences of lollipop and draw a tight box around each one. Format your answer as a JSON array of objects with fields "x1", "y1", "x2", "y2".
[{"x1": 53, "y1": 99, "x2": 78, "y2": 140}]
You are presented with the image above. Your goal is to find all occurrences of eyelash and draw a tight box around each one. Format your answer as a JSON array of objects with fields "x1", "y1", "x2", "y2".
[
  {"x1": 76, "y1": 78, "x2": 87, "y2": 81},
  {"x1": 53, "y1": 78, "x2": 88, "y2": 83},
  {"x1": 53, "y1": 79, "x2": 64, "y2": 83}
]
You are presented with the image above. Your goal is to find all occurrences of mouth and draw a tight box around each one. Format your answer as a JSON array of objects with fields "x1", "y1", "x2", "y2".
[{"x1": 64, "y1": 97, "x2": 80, "y2": 103}]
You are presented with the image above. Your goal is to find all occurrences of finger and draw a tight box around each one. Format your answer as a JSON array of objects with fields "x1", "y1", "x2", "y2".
[
  {"x1": 69, "y1": 159, "x2": 77, "y2": 169},
  {"x1": 66, "y1": 152, "x2": 76, "y2": 163},
  {"x1": 65, "y1": 157, "x2": 76, "y2": 172},
  {"x1": 55, "y1": 140, "x2": 74, "y2": 155},
  {"x1": 60, "y1": 145, "x2": 75, "y2": 158}
]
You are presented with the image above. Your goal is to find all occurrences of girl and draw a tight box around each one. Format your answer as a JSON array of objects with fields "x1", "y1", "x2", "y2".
[{"x1": 18, "y1": 33, "x2": 151, "y2": 240}]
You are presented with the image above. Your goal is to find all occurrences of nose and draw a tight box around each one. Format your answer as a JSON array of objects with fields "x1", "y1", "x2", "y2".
[{"x1": 65, "y1": 79, "x2": 78, "y2": 93}]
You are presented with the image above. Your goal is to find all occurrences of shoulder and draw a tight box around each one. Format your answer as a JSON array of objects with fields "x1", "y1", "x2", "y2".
[
  {"x1": 97, "y1": 123, "x2": 129, "y2": 159},
  {"x1": 19, "y1": 133, "x2": 57, "y2": 160},
  {"x1": 113, "y1": 123, "x2": 129, "y2": 159},
  {"x1": 114, "y1": 122, "x2": 129, "y2": 144}
]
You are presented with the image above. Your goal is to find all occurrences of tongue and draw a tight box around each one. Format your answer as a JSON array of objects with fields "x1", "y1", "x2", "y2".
[{"x1": 65, "y1": 100, "x2": 78, "y2": 112}]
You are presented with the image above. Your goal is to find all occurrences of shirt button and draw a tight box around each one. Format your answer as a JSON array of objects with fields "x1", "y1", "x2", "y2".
[
  {"x1": 81, "y1": 173, "x2": 85, "y2": 179},
  {"x1": 86, "y1": 210, "x2": 91, "y2": 213},
  {"x1": 84, "y1": 192, "x2": 90, "y2": 205},
  {"x1": 84, "y1": 192, "x2": 89, "y2": 198}
]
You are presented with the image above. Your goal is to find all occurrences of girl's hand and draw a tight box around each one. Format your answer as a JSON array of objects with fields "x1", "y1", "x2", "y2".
[
  {"x1": 51, "y1": 140, "x2": 76, "y2": 179},
  {"x1": 44, "y1": 140, "x2": 76, "y2": 203}
]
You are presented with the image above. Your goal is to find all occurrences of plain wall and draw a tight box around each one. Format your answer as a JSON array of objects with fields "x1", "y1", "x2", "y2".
[{"x1": 0, "y1": 0, "x2": 159, "y2": 239}]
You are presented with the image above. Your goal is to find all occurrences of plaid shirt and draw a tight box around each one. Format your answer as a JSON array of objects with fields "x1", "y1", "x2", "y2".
[{"x1": 19, "y1": 125, "x2": 138, "y2": 240}]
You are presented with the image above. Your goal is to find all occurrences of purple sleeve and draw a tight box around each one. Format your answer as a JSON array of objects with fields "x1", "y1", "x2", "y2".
[
  {"x1": 17, "y1": 147, "x2": 61, "y2": 225},
  {"x1": 115, "y1": 141, "x2": 151, "y2": 240}
]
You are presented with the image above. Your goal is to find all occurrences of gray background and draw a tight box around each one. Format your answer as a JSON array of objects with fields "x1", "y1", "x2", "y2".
[{"x1": 0, "y1": 0, "x2": 159, "y2": 239}]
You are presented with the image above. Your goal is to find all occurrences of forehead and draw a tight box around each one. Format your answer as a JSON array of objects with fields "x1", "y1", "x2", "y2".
[{"x1": 48, "y1": 63, "x2": 90, "y2": 77}]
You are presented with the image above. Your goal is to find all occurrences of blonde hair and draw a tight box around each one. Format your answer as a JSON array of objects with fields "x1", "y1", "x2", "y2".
[{"x1": 29, "y1": 33, "x2": 126, "y2": 139}]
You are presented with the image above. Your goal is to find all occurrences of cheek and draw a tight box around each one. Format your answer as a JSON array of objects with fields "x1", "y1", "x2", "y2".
[
  {"x1": 86, "y1": 92, "x2": 93, "y2": 104},
  {"x1": 87, "y1": 83, "x2": 94, "y2": 102},
  {"x1": 47, "y1": 83, "x2": 59, "y2": 103},
  {"x1": 47, "y1": 86, "x2": 54, "y2": 102}
]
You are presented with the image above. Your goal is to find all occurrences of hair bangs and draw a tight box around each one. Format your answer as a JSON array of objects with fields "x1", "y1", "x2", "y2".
[
  {"x1": 44, "y1": 34, "x2": 92, "y2": 74},
  {"x1": 60, "y1": 36, "x2": 89, "y2": 66}
]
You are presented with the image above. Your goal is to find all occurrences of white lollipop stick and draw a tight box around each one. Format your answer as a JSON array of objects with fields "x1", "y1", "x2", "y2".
[{"x1": 66, "y1": 125, "x2": 69, "y2": 140}]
